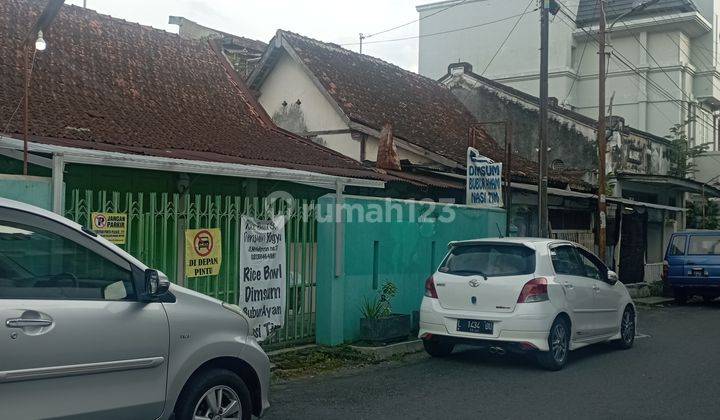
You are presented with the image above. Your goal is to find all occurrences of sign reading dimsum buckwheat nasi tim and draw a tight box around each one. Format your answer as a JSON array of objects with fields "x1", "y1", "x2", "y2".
[
  {"x1": 184, "y1": 228, "x2": 222, "y2": 278},
  {"x1": 466, "y1": 147, "x2": 503, "y2": 208},
  {"x1": 239, "y1": 215, "x2": 286, "y2": 341}
]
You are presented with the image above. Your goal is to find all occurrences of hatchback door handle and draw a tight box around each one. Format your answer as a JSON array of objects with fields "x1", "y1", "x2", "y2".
[
  {"x1": 593, "y1": 284, "x2": 600, "y2": 292},
  {"x1": 6, "y1": 318, "x2": 53, "y2": 328},
  {"x1": 563, "y1": 282, "x2": 574, "y2": 289}
]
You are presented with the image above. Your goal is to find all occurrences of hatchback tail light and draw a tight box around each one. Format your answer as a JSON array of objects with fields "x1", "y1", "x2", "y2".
[
  {"x1": 424, "y1": 276, "x2": 438, "y2": 298},
  {"x1": 517, "y1": 277, "x2": 549, "y2": 303}
]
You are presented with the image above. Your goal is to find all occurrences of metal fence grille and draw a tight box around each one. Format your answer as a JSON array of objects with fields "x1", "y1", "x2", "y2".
[{"x1": 65, "y1": 189, "x2": 318, "y2": 349}]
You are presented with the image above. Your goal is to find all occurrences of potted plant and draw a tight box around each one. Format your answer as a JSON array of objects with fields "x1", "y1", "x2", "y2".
[{"x1": 359, "y1": 281, "x2": 411, "y2": 344}]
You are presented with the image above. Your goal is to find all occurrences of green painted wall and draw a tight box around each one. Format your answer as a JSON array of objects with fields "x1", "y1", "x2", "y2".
[
  {"x1": 316, "y1": 194, "x2": 506, "y2": 345},
  {"x1": 0, "y1": 175, "x2": 53, "y2": 210}
]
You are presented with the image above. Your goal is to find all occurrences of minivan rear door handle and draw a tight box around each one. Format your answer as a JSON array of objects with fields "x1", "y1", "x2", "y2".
[{"x1": 6, "y1": 318, "x2": 53, "y2": 328}]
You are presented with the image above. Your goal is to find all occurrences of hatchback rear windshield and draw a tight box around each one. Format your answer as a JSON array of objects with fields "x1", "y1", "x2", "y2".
[{"x1": 439, "y1": 244, "x2": 535, "y2": 277}]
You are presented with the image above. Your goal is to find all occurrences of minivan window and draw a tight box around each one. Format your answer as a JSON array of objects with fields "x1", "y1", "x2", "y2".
[
  {"x1": 668, "y1": 235, "x2": 687, "y2": 256},
  {"x1": 0, "y1": 221, "x2": 135, "y2": 300},
  {"x1": 688, "y1": 235, "x2": 720, "y2": 255},
  {"x1": 439, "y1": 244, "x2": 535, "y2": 277}
]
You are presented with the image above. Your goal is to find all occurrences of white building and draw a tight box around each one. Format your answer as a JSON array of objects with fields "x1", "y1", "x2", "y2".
[{"x1": 417, "y1": 0, "x2": 720, "y2": 182}]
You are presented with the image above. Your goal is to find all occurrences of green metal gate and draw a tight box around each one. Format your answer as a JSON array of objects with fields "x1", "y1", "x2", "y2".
[{"x1": 65, "y1": 189, "x2": 318, "y2": 349}]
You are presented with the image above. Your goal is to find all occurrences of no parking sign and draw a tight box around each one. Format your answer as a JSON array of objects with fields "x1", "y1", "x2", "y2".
[
  {"x1": 184, "y1": 228, "x2": 222, "y2": 278},
  {"x1": 91, "y1": 212, "x2": 127, "y2": 244}
]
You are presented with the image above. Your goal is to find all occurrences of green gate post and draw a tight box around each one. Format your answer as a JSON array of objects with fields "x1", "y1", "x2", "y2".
[{"x1": 316, "y1": 194, "x2": 345, "y2": 345}]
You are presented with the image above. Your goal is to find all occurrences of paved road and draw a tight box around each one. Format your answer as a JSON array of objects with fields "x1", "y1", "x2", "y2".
[{"x1": 265, "y1": 302, "x2": 720, "y2": 420}]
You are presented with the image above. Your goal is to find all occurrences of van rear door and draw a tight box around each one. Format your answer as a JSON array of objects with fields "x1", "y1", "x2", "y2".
[
  {"x1": 665, "y1": 234, "x2": 689, "y2": 286},
  {"x1": 685, "y1": 234, "x2": 720, "y2": 285}
]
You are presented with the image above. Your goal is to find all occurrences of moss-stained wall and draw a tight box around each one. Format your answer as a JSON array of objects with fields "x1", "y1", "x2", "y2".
[{"x1": 451, "y1": 86, "x2": 599, "y2": 171}]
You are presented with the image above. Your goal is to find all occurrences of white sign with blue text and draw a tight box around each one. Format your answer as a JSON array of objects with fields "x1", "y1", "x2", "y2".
[{"x1": 466, "y1": 147, "x2": 503, "y2": 208}]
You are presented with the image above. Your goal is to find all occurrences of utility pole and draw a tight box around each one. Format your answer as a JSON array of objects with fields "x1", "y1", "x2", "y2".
[
  {"x1": 359, "y1": 33, "x2": 365, "y2": 54},
  {"x1": 538, "y1": 1, "x2": 550, "y2": 238},
  {"x1": 597, "y1": 0, "x2": 608, "y2": 261}
]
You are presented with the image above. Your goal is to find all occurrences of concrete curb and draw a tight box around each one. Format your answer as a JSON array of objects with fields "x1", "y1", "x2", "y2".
[
  {"x1": 350, "y1": 339, "x2": 424, "y2": 361},
  {"x1": 633, "y1": 296, "x2": 675, "y2": 306},
  {"x1": 266, "y1": 344, "x2": 317, "y2": 357}
]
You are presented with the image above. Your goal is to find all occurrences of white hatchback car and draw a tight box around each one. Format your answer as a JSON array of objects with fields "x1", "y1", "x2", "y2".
[{"x1": 419, "y1": 238, "x2": 636, "y2": 370}]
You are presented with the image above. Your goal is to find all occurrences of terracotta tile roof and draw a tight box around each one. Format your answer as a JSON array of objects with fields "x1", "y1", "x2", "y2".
[
  {"x1": 270, "y1": 30, "x2": 503, "y2": 165},
  {"x1": 254, "y1": 30, "x2": 589, "y2": 190},
  {"x1": 0, "y1": 0, "x2": 384, "y2": 182}
]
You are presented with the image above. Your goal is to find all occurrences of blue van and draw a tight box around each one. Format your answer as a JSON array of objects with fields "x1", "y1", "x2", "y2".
[{"x1": 663, "y1": 231, "x2": 720, "y2": 303}]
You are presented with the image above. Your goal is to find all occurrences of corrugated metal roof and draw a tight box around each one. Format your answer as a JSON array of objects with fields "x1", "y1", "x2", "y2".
[{"x1": 576, "y1": 0, "x2": 697, "y2": 26}]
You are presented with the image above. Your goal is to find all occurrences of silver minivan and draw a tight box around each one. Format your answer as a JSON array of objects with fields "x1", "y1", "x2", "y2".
[{"x1": 0, "y1": 198, "x2": 269, "y2": 419}]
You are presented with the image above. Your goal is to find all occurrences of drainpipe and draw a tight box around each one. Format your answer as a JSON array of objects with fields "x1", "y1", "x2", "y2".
[
  {"x1": 335, "y1": 180, "x2": 345, "y2": 278},
  {"x1": 51, "y1": 153, "x2": 64, "y2": 214}
]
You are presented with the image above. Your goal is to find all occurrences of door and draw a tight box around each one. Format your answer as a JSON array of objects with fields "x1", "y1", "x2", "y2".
[
  {"x1": 665, "y1": 234, "x2": 689, "y2": 286},
  {"x1": 0, "y1": 208, "x2": 169, "y2": 420},
  {"x1": 549, "y1": 244, "x2": 597, "y2": 338},
  {"x1": 576, "y1": 248, "x2": 621, "y2": 336},
  {"x1": 619, "y1": 211, "x2": 647, "y2": 283},
  {"x1": 685, "y1": 234, "x2": 720, "y2": 285}
]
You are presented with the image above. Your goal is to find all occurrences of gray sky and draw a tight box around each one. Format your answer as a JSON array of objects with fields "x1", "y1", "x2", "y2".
[{"x1": 64, "y1": 0, "x2": 430, "y2": 72}]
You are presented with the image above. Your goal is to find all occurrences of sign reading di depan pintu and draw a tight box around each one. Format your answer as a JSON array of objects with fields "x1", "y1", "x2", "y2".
[
  {"x1": 91, "y1": 212, "x2": 127, "y2": 244},
  {"x1": 466, "y1": 147, "x2": 503, "y2": 208},
  {"x1": 185, "y1": 228, "x2": 222, "y2": 278}
]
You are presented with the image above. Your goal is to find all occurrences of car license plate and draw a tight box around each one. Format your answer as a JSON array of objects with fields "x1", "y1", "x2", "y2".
[{"x1": 457, "y1": 319, "x2": 493, "y2": 334}]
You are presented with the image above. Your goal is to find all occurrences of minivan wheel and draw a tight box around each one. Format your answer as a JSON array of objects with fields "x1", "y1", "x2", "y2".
[
  {"x1": 423, "y1": 338, "x2": 455, "y2": 357},
  {"x1": 674, "y1": 288, "x2": 688, "y2": 305},
  {"x1": 174, "y1": 368, "x2": 252, "y2": 420},
  {"x1": 613, "y1": 306, "x2": 635, "y2": 350},
  {"x1": 536, "y1": 318, "x2": 569, "y2": 371}
]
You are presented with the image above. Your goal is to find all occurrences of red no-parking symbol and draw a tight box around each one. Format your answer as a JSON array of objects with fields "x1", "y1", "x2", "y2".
[
  {"x1": 193, "y1": 230, "x2": 214, "y2": 257},
  {"x1": 93, "y1": 214, "x2": 107, "y2": 228}
]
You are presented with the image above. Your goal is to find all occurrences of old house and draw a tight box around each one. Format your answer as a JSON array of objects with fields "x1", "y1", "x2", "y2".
[
  {"x1": 0, "y1": 1, "x2": 511, "y2": 348},
  {"x1": 246, "y1": 30, "x2": 592, "y2": 208},
  {"x1": 441, "y1": 62, "x2": 720, "y2": 281}
]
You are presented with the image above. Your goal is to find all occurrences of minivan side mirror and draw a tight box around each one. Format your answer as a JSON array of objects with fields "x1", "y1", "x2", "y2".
[
  {"x1": 145, "y1": 269, "x2": 170, "y2": 298},
  {"x1": 607, "y1": 270, "x2": 619, "y2": 285}
]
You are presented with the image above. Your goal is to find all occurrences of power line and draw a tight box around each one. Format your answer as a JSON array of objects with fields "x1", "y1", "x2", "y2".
[
  {"x1": 342, "y1": 9, "x2": 539, "y2": 46},
  {"x1": 480, "y1": 0, "x2": 535, "y2": 77},
  {"x1": 363, "y1": 0, "x2": 469, "y2": 39}
]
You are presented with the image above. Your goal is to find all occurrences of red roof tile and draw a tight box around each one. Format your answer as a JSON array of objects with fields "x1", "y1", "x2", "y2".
[{"x1": 0, "y1": 0, "x2": 383, "y2": 181}]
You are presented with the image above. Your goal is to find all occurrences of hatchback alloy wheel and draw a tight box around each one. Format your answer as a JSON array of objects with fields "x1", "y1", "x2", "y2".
[
  {"x1": 193, "y1": 385, "x2": 242, "y2": 420},
  {"x1": 621, "y1": 309, "x2": 634, "y2": 344},
  {"x1": 550, "y1": 322, "x2": 568, "y2": 363},
  {"x1": 613, "y1": 306, "x2": 636, "y2": 350},
  {"x1": 536, "y1": 318, "x2": 569, "y2": 370}
]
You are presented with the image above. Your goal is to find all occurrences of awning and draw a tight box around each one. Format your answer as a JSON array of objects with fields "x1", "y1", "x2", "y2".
[
  {"x1": 0, "y1": 135, "x2": 385, "y2": 190},
  {"x1": 606, "y1": 196, "x2": 686, "y2": 212}
]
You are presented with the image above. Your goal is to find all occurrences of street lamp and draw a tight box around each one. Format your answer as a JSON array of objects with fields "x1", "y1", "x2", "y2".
[
  {"x1": 21, "y1": 0, "x2": 64, "y2": 175},
  {"x1": 35, "y1": 30, "x2": 46, "y2": 51}
]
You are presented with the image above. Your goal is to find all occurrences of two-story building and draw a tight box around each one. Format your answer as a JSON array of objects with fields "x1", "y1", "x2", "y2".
[{"x1": 417, "y1": 0, "x2": 720, "y2": 183}]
